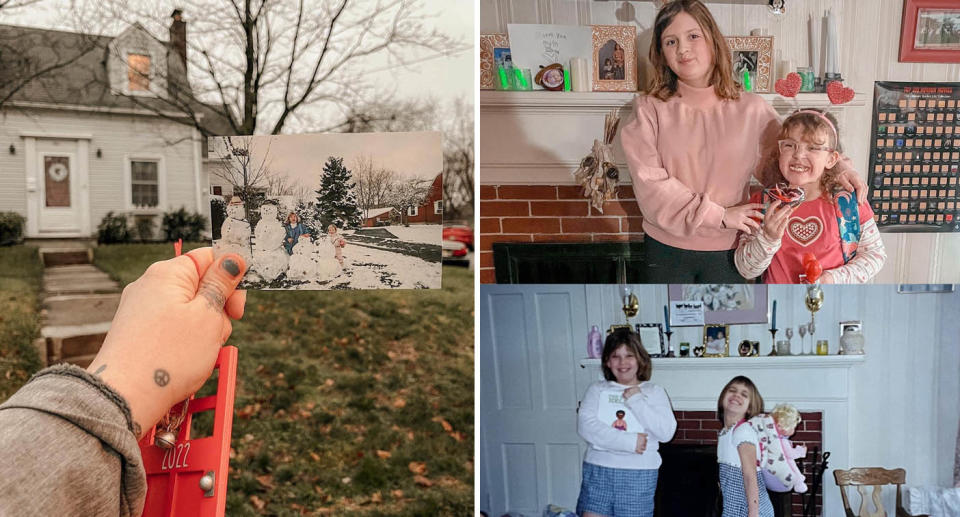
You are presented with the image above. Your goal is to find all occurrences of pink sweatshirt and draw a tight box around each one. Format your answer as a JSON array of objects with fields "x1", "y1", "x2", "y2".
[{"x1": 620, "y1": 81, "x2": 781, "y2": 251}]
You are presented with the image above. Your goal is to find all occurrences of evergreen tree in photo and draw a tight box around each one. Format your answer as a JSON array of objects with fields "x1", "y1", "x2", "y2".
[{"x1": 314, "y1": 156, "x2": 363, "y2": 230}]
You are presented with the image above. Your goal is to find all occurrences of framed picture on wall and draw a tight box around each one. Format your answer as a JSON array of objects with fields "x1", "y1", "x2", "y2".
[
  {"x1": 668, "y1": 284, "x2": 768, "y2": 325},
  {"x1": 592, "y1": 25, "x2": 637, "y2": 92},
  {"x1": 726, "y1": 36, "x2": 773, "y2": 93},
  {"x1": 480, "y1": 33, "x2": 511, "y2": 90},
  {"x1": 899, "y1": 0, "x2": 960, "y2": 63}
]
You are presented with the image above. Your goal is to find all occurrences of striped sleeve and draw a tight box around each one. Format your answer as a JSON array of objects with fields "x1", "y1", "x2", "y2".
[
  {"x1": 734, "y1": 230, "x2": 781, "y2": 280},
  {"x1": 823, "y1": 218, "x2": 886, "y2": 283}
]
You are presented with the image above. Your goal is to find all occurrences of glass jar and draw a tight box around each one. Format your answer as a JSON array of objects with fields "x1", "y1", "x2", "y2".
[
  {"x1": 816, "y1": 339, "x2": 829, "y2": 355},
  {"x1": 776, "y1": 340, "x2": 791, "y2": 356},
  {"x1": 797, "y1": 66, "x2": 815, "y2": 92}
]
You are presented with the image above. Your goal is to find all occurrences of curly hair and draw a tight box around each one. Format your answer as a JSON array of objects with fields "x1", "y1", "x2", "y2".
[
  {"x1": 758, "y1": 109, "x2": 844, "y2": 198},
  {"x1": 647, "y1": 0, "x2": 740, "y2": 101},
  {"x1": 770, "y1": 403, "x2": 802, "y2": 433}
]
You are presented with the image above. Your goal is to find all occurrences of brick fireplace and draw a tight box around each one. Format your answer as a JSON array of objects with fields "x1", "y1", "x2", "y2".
[{"x1": 479, "y1": 184, "x2": 644, "y2": 283}]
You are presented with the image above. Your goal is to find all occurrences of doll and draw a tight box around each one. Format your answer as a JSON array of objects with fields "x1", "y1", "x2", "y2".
[{"x1": 747, "y1": 403, "x2": 808, "y2": 493}]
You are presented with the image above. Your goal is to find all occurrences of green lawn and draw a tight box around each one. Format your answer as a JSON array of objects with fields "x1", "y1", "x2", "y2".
[
  {"x1": 95, "y1": 243, "x2": 474, "y2": 516},
  {"x1": 0, "y1": 246, "x2": 44, "y2": 401}
]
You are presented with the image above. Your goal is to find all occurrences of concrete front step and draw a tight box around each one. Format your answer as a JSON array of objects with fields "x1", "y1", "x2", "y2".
[
  {"x1": 42, "y1": 294, "x2": 120, "y2": 326},
  {"x1": 39, "y1": 248, "x2": 92, "y2": 267},
  {"x1": 43, "y1": 280, "x2": 120, "y2": 296},
  {"x1": 41, "y1": 322, "x2": 111, "y2": 363}
]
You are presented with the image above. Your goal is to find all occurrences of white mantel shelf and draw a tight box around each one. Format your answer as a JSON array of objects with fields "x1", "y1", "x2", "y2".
[
  {"x1": 480, "y1": 90, "x2": 868, "y2": 111},
  {"x1": 579, "y1": 354, "x2": 865, "y2": 370}
]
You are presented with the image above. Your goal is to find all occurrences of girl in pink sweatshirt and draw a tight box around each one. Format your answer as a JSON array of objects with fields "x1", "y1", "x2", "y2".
[{"x1": 620, "y1": 0, "x2": 866, "y2": 283}]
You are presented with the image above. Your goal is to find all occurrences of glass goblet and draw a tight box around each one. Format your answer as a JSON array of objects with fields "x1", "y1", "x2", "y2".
[
  {"x1": 807, "y1": 321, "x2": 816, "y2": 355},
  {"x1": 798, "y1": 325, "x2": 807, "y2": 355},
  {"x1": 784, "y1": 327, "x2": 794, "y2": 355}
]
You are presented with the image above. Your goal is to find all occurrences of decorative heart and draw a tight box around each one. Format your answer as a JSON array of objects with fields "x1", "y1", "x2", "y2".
[
  {"x1": 775, "y1": 72, "x2": 802, "y2": 98},
  {"x1": 827, "y1": 81, "x2": 855, "y2": 104},
  {"x1": 764, "y1": 183, "x2": 806, "y2": 207},
  {"x1": 804, "y1": 257, "x2": 823, "y2": 283},
  {"x1": 788, "y1": 216, "x2": 823, "y2": 246}
]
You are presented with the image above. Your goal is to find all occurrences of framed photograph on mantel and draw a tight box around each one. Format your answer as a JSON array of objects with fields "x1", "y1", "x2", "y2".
[
  {"x1": 899, "y1": 0, "x2": 960, "y2": 63},
  {"x1": 668, "y1": 284, "x2": 768, "y2": 325},
  {"x1": 726, "y1": 36, "x2": 773, "y2": 93},
  {"x1": 480, "y1": 34, "x2": 510, "y2": 90},
  {"x1": 635, "y1": 323, "x2": 664, "y2": 358},
  {"x1": 592, "y1": 25, "x2": 637, "y2": 92}
]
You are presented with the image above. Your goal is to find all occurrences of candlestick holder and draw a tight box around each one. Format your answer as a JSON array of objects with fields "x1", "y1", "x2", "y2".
[
  {"x1": 767, "y1": 328, "x2": 779, "y2": 356},
  {"x1": 664, "y1": 330, "x2": 675, "y2": 357}
]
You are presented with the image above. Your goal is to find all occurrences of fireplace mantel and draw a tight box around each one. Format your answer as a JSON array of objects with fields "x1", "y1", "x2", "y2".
[{"x1": 579, "y1": 355, "x2": 865, "y2": 370}]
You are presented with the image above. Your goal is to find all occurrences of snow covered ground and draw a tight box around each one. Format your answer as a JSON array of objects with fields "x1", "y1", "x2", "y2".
[
  {"x1": 371, "y1": 224, "x2": 442, "y2": 244},
  {"x1": 215, "y1": 239, "x2": 441, "y2": 290}
]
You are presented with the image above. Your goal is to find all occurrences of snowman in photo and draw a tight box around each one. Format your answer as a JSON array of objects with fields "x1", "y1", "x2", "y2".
[
  {"x1": 286, "y1": 235, "x2": 317, "y2": 281},
  {"x1": 252, "y1": 203, "x2": 289, "y2": 282},
  {"x1": 314, "y1": 226, "x2": 343, "y2": 281},
  {"x1": 214, "y1": 196, "x2": 253, "y2": 266}
]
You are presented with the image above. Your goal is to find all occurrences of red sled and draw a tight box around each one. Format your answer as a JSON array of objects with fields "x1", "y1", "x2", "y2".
[{"x1": 139, "y1": 346, "x2": 238, "y2": 517}]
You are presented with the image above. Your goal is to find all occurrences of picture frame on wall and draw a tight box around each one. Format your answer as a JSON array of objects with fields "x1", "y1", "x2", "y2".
[
  {"x1": 899, "y1": 0, "x2": 960, "y2": 63},
  {"x1": 703, "y1": 324, "x2": 730, "y2": 357},
  {"x1": 726, "y1": 36, "x2": 773, "y2": 93},
  {"x1": 480, "y1": 33, "x2": 511, "y2": 90},
  {"x1": 635, "y1": 323, "x2": 664, "y2": 358},
  {"x1": 668, "y1": 284, "x2": 768, "y2": 325},
  {"x1": 592, "y1": 25, "x2": 637, "y2": 92}
]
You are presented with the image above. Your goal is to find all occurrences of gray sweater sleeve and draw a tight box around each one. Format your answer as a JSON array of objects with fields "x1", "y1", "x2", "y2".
[{"x1": 0, "y1": 364, "x2": 147, "y2": 516}]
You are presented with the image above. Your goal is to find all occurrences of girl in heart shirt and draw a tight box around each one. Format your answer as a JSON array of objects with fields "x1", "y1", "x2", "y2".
[{"x1": 735, "y1": 110, "x2": 887, "y2": 283}]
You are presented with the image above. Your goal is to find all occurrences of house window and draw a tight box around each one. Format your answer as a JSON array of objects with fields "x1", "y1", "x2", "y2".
[
  {"x1": 407, "y1": 206, "x2": 419, "y2": 217},
  {"x1": 128, "y1": 54, "x2": 151, "y2": 91},
  {"x1": 211, "y1": 186, "x2": 223, "y2": 196},
  {"x1": 131, "y1": 160, "x2": 159, "y2": 208},
  {"x1": 434, "y1": 200, "x2": 442, "y2": 214}
]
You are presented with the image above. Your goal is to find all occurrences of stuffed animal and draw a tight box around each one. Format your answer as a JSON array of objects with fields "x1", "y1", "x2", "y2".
[{"x1": 746, "y1": 404, "x2": 808, "y2": 493}]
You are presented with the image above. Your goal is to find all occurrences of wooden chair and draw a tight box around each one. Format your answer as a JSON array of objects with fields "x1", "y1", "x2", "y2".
[{"x1": 833, "y1": 468, "x2": 929, "y2": 517}]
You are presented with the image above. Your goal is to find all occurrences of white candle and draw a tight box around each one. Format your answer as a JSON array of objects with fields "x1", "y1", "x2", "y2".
[
  {"x1": 827, "y1": 9, "x2": 840, "y2": 75},
  {"x1": 809, "y1": 14, "x2": 820, "y2": 78}
]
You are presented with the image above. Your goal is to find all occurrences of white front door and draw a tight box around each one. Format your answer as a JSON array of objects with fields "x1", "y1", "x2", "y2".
[{"x1": 38, "y1": 151, "x2": 81, "y2": 233}]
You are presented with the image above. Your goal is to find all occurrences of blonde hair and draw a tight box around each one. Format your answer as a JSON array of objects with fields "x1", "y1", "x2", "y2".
[
  {"x1": 770, "y1": 403, "x2": 801, "y2": 433},
  {"x1": 647, "y1": 0, "x2": 740, "y2": 101},
  {"x1": 759, "y1": 109, "x2": 844, "y2": 197}
]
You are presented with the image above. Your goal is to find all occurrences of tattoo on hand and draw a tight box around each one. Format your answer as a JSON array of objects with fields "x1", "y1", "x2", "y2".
[
  {"x1": 198, "y1": 284, "x2": 226, "y2": 311},
  {"x1": 94, "y1": 364, "x2": 107, "y2": 375},
  {"x1": 154, "y1": 369, "x2": 170, "y2": 387}
]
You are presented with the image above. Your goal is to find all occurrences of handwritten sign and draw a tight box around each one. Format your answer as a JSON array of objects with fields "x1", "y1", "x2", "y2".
[{"x1": 506, "y1": 24, "x2": 592, "y2": 90}]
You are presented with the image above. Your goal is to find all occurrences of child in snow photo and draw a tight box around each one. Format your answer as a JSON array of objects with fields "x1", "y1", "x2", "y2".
[{"x1": 734, "y1": 110, "x2": 886, "y2": 283}]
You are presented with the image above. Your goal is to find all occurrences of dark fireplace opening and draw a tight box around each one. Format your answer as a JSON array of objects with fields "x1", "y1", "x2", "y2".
[
  {"x1": 492, "y1": 241, "x2": 645, "y2": 283},
  {"x1": 654, "y1": 443, "x2": 796, "y2": 517}
]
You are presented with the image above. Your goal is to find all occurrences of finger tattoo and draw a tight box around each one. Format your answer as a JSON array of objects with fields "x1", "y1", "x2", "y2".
[
  {"x1": 154, "y1": 369, "x2": 170, "y2": 387},
  {"x1": 198, "y1": 284, "x2": 226, "y2": 311},
  {"x1": 94, "y1": 364, "x2": 107, "y2": 375}
]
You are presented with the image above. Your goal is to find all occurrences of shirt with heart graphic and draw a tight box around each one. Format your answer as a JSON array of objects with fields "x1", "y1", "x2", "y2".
[{"x1": 750, "y1": 192, "x2": 874, "y2": 284}]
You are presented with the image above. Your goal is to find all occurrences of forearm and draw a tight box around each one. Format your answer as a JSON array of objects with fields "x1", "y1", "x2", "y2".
[
  {"x1": 823, "y1": 219, "x2": 886, "y2": 283},
  {"x1": 624, "y1": 387, "x2": 677, "y2": 442},
  {"x1": 0, "y1": 365, "x2": 146, "y2": 516},
  {"x1": 742, "y1": 464, "x2": 761, "y2": 515},
  {"x1": 734, "y1": 231, "x2": 780, "y2": 279}
]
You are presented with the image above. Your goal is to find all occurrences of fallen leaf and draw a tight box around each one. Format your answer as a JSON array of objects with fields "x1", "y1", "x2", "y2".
[
  {"x1": 256, "y1": 474, "x2": 275, "y2": 489},
  {"x1": 249, "y1": 495, "x2": 265, "y2": 510},
  {"x1": 431, "y1": 416, "x2": 453, "y2": 432},
  {"x1": 324, "y1": 378, "x2": 335, "y2": 387},
  {"x1": 371, "y1": 491, "x2": 382, "y2": 503},
  {"x1": 341, "y1": 477, "x2": 352, "y2": 484},
  {"x1": 413, "y1": 475, "x2": 433, "y2": 487},
  {"x1": 449, "y1": 431, "x2": 466, "y2": 442},
  {"x1": 309, "y1": 452, "x2": 321, "y2": 462},
  {"x1": 390, "y1": 490, "x2": 404, "y2": 499},
  {"x1": 376, "y1": 450, "x2": 391, "y2": 459},
  {"x1": 408, "y1": 461, "x2": 427, "y2": 475},
  {"x1": 407, "y1": 431, "x2": 415, "y2": 441},
  {"x1": 392, "y1": 397, "x2": 407, "y2": 409}
]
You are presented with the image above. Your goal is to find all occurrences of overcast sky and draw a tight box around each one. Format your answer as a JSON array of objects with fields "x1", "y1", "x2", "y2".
[
  {"x1": 0, "y1": 0, "x2": 473, "y2": 114},
  {"x1": 215, "y1": 131, "x2": 442, "y2": 194}
]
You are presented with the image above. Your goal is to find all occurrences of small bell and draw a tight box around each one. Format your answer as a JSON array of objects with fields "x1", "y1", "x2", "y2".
[{"x1": 155, "y1": 430, "x2": 177, "y2": 449}]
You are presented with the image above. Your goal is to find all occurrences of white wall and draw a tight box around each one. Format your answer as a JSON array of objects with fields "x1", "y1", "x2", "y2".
[
  {"x1": 479, "y1": 284, "x2": 960, "y2": 516},
  {"x1": 479, "y1": 0, "x2": 960, "y2": 283}
]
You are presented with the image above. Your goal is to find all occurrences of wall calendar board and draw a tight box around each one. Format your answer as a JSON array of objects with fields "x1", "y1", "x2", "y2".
[{"x1": 868, "y1": 81, "x2": 960, "y2": 232}]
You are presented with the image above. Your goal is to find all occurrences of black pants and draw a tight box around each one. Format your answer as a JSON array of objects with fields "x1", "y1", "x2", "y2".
[{"x1": 642, "y1": 236, "x2": 746, "y2": 283}]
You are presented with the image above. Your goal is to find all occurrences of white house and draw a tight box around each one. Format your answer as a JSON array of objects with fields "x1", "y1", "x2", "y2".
[{"x1": 0, "y1": 11, "x2": 230, "y2": 239}]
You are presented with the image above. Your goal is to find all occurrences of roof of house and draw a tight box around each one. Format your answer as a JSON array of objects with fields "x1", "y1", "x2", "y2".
[
  {"x1": 365, "y1": 207, "x2": 397, "y2": 219},
  {"x1": 0, "y1": 23, "x2": 232, "y2": 135}
]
